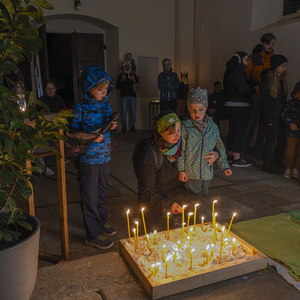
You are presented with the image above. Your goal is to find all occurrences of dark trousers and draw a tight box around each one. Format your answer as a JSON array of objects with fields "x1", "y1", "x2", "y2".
[
  {"x1": 283, "y1": 137, "x2": 300, "y2": 169},
  {"x1": 241, "y1": 99, "x2": 261, "y2": 157},
  {"x1": 212, "y1": 110, "x2": 227, "y2": 128},
  {"x1": 78, "y1": 162, "x2": 109, "y2": 240},
  {"x1": 226, "y1": 106, "x2": 250, "y2": 153},
  {"x1": 272, "y1": 120, "x2": 286, "y2": 165},
  {"x1": 160, "y1": 99, "x2": 177, "y2": 114}
]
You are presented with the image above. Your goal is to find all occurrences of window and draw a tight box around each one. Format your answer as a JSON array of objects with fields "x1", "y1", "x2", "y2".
[{"x1": 283, "y1": 0, "x2": 300, "y2": 16}]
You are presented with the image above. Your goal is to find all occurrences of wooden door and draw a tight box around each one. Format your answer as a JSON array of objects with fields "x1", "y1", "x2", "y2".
[{"x1": 71, "y1": 32, "x2": 105, "y2": 103}]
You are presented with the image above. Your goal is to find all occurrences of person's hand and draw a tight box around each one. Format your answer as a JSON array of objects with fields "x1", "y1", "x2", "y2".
[
  {"x1": 268, "y1": 124, "x2": 272, "y2": 126},
  {"x1": 110, "y1": 121, "x2": 117, "y2": 130},
  {"x1": 203, "y1": 151, "x2": 219, "y2": 166},
  {"x1": 254, "y1": 86, "x2": 259, "y2": 93},
  {"x1": 224, "y1": 169, "x2": 232, "y2": 176},
  {"x1": 208, "y1": 109, "x2": 216, "y2": 116},
  {"x1": 171, "y1": 202, "x2": 182, "y2": 214},
  {"x1": 178, "y1": 171, "x2": 188, "y2": 182},
  {"x1": 94, "y1": 134, "x2": 103, "y2": 143},
  {"x1": 291, "y1": 123, "x2": 298, "y2": 131}
]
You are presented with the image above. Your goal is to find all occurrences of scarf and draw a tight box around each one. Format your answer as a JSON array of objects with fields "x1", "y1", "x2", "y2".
[{"x1": 191, "y1": 114, "x2": 209, "y2": 132}]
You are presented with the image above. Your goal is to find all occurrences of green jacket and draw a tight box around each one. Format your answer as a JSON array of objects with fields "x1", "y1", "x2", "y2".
[{"x1": 178, "y1": 117, "x2": 229, "y2": 180}]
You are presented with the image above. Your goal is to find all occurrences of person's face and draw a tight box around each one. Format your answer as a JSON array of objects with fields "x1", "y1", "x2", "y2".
[
  {"x1": 214, "y1": 84, "x2": 222, "y2": 93},
  {"x1": 90, "y1": 84, "x2": 108, "y2": 101},
  {"x1": 295, "y1": 90, "x2": 300, "y2": 101},
  {"x1": 124, "y1": 64, "x2": 131, "y2": 72},
  {"x1": 45, "y1": 83, "x2": 56, "y2": 97},
  {"x1": 126, "y1": 54, "x2": 132, "y2": 60},
  {"x1": 13, "y1": 82, "x2": 24, "y2": 94},
  {"x1": 242, "y1": 55, "x2": 249, "y2": 66},
  {"x1": 188, "y1": 103, "x2": 207, "y2": 121},
  {"x1": 160, "y1": 122, "x2": 181, "y2": 144},
  {"x1": 277, "y1": 62, "x2": 287, "y2": 75},
  {"x1": 164, "y1": 62, "x2": 171, "y2": 73},
  {"x1": 261, "y1": 38, "x2": 275, "y2": 54}
]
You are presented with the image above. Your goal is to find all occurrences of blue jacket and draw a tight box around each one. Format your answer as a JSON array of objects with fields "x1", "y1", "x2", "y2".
[
  {"x1": 158, "y1": 71, "x2": 180, "y2": 101},
  {"x1": 178, "y1": 117, "x2": 229, "y2": 180},
  {"x1": 68, "y1": 65, "x2": 114, "y2": 164}
]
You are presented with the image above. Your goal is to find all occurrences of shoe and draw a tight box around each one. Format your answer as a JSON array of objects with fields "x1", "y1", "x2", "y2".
[
  {"x1": 283, "y1": 168, "x2": 291, "y2": 179},
  {"x1": 45, "y1": 167, "x2": 54, "y2": 177},
  {"x1": 102, "y1": 223, "x2": 117, "y2": 236},
  {"x1": 122, "y1": 127, "x2": 127, "y2": 133},
  {"x1": 85, "y1": 235, "x2": 114, "y2": 250},
  {"x1": 131, "y1": 126, "x2": 136, "y2": 132},
  {"x1": 262, "y1": 164, "x2": 278, "y2": 174},
  {"x1": 227, "y1": 155, "x2": 233, "y2": 163},
  {"x1": 291, "y1": 168, "x2": 299, "y2": 178},
  {"x1": 232, "y1": 159, "x2": 251, "y2": 167}
]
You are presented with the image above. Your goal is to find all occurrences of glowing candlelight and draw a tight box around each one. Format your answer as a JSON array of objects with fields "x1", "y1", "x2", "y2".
[
  {"x1": 232, "y1": 238, "x2": 236, "y2": 256},
  {"x1": 153, "y1": 230, "x2": 157, "y2": 244},
  {"x1": 190, "y1": 248, "x2": 195, "y2": 270},
  {"x1": 187, "y1": 212, "x2": 193, "y2": 233},
  {"x1": 213, "y1": 213, "x2": 217, "y2": 244},
  {"x1": 162, "y1": 244, "x2": 166, "y2": 262},
  {"x1": 146, "y1": 234, "x2": 150, "y2": 248},
  {"x1": 126, "y1": 209, "x2": 131, "y2": 243},
  {"x1": 141, "y1": 207, "x2": 148, "y2": 237},
  {"x1": 182, "y1": 222, "x2": 185, "y2": 242},
  {"x1": 219, "y1": 226, "x2": 225, "y2": 264},
  {"x1": 201, "y1": 216, "x2": 204, "y2": 230},
  {"x1": 211, "y1": 243, "x2": 214, "y2": 258},
  {"x1": 212, "y1": 200, "x2": 217, "y2": 226},
  {"x1": 193, "y1": 203, "x2": 199, "y2": 230},
  {"x1": 226, "y1": 213, "x2": 236, "y2": 238},
  {"x1": 151, "y1": 264, "x2": 155, "y2": 276},
  {"x1": 205, "y1": 244, "x2": 209, "y2": 264},
  {"x1": 167, "y1": 212, "x2": 170, "y2": 239},
  {"x1": 182, "y1": 205, "x2": 187, "y2": 225},
  {"x1": 135, "y1": 221, "x2": 139, "y2": 245},
  {"x1": 133, "y1": 229, "x2": 137, "y2": 253}
]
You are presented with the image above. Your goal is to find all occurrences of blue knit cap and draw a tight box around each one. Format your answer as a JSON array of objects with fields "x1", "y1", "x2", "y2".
[{"x1": 187, "y1": 87, "x2": 208, "y2": 107}]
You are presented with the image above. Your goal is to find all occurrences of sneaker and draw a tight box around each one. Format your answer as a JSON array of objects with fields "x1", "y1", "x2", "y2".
[
  {"x1": 262, "y1": 164, "x2": 278, "y2": 174},
  {"x1": 102, "y1": 223, "x2": 117, "y2": 236},
  {"x1": 85, "y1": 235, "x2": 114, "y2": 250},
  {"x1": 131, "y1": 126, "x2": 136, "y2": 132},
  {"x1": 122, "y1": 127, "x2": 127, "y2": 133},
  {"x1": 227, "y1": 155, "x2": 234, "y2": 163},
  {"x1": 283, "y1": 168, "x2": 291, "y2": 179},
  {"x1": 232, "y1": 158, "x2": 251, "y2": 167},
  {"x1": 45, "y1": 167, "x2": 54, "y2": 177},
  {"x1": 291, "y1": 168, "x2": 299, "y2": 178}
]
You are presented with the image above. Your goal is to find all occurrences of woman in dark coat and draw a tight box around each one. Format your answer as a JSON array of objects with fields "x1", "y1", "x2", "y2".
[{"x1": 134, "y1": 110, "x2": 218, "y2": 232}]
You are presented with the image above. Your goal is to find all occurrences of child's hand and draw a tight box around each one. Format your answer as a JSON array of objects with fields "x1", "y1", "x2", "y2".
[
  {"x1": 94, "y1": 134, "x2": 103, "y2": 143},
  {"x1": 171, "y1": 202, "x2": 182, "y2": 214},
  {"x1": 291, "y1": 123, "x2": 298, "y2": 131},
  {"x1": 224, "y1": 169, "x2": 232, "y2": 176},
  {"x1": 110, "y1": 121, "x2": 117, "y2": 130},
  {"x1": 178, "y1": 171, "x2": 188, "y2": 182}
]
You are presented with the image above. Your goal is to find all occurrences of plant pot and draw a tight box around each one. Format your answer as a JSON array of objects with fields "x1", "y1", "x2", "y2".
[{"x1": 0, "y1": 215, "x2": 40, "y2": 300}]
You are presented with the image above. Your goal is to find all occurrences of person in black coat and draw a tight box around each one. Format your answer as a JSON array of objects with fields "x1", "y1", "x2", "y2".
[{"x1": 257, "y1": 54, "x2": 288, "y2": 174}]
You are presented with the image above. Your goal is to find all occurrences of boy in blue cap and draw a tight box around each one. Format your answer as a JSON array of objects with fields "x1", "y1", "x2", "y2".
[{"x1": 69, "y1": 65, "x2": 117, "y2": 249}]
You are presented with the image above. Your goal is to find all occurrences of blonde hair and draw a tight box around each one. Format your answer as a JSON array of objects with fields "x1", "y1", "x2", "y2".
[
  {"x1": 90, "y1": 80, "x2": 109, "y2": 92},
  {"x1": 268, "y1": 69, "x2": 288, "y2": 99}
]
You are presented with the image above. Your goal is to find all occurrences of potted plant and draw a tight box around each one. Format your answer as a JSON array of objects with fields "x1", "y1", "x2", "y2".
[{"x1": 0, "y1": 1, "x2": 72, "y2": 299}]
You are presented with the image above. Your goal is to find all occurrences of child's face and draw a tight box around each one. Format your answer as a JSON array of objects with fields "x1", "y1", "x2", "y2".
[
  {"x1": 214, "y1": 84, "x2": 222, "y2": 93},
  {"x1": 90, "y1": 84, "x2": 108, "y2": 101},
  {"x1": 126, "y1": 53, "x2": 132, "y2": 60},
  {"x1": 188, "y1": 103, "x2": 207, "y2": 121},
  {"x1": 13, "y1": 82, "x2": 24, "y2": 94},
  {"x1": 295, "y1": 91, "x2": 300, "y2": 101},
  {"x1": 160, "y1": 122, "x2": 181, "y2": 144}
]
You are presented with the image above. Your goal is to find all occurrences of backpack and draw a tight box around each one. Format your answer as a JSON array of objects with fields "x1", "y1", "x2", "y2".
[{"x1": 132, "y1": 138, "x2": 163, "y2": 178}]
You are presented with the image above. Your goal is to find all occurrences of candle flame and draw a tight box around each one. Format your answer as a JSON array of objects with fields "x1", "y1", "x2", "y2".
[
  {"x1": 163, "y1": 244, "x2": 166, "y2": 248},
  {"x1": 233, "y1": 238, "x2": 236, "y2": 243},
  {"x1": 222, "y1": 226, "x2": 225, "y2": 232},
  {"x1": 187, "y1": 236, "x2": 190, "y2": 240},
  {"x1": 157, "y1": 262, "x2": 161, "y2": 266},
  {"x1": 195, "y1": 203, "x2": 199, "y2": 207},
  {"x1": 141, "y1": 207, "x2": 145, "y2": 212},
  {"x1": 135, "y1": 221, "x2": 138, "y2": 225},
  {"x1": 167, "y1": 212, "x2": 171, "y2": 216},
  {"x1": 188, "y1": 212, "x2": 193, "y2": 216},
  {"x1": 233, "y1": 212, "x2": 236, "y2": 217},
  {"x1": 147, "y1": 234, "x2": 149, "y2": 238},
  {"x1": 133, "y1": 229, "x2": 136, "y2": 233},
  {"x1": 191, "y1": 247, "x2": 195, "y2": 253},
  {"x1": 224, "y1": 238, "x2": 228, "y2": 242},
  {"x1": 216, "y1": 224, "x2": 219, "y2": 227},
  {"x1": 183, "y1": 205, "x2": 187, "y2": 209},
  {"x1": 215, "y1": 213, "x2": 217, "y2": 217},
  {"x1": 151, "y1": 264, "x2": 155, "y2": 268},
  {"x1": 154, "y1": 230, "x2": 157, "y2": 234},
  {"x1": 202, "y1": 216, "x2": 204, "y2": 220},
  {"x1": 211, "y1": 243, "x2": 214, "y2": 247},
  {"x1": 182, "y1": 222, "x2": 186, "y2": 226},
  {"x1": 206, "y1": 244, "x2": 210, "y2": 250},
  {"x1": 213, "y1": 200, "x2": 218, "y2": 203},
  {"x1": 127, "y1": 209, "x2": 130, "y2": 215},
  {"x1": 190, "y1": 228, "x2": 193, "y2": 232}
]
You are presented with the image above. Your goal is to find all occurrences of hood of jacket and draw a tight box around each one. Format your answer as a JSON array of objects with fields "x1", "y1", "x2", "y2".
[
  {"x1": 80, "y1": 65, "x2": 114, "y2": 101},
  {"x1": 260, "y1": 68, "x2": 271, "y2": 80},
  {"x1": 226, "y1": 56, "x2": 240, "y2": 71}
]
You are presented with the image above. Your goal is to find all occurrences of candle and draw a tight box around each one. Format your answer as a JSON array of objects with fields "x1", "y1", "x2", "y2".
[
  {"x1": 201, "y1": 216, "x2": 204, "y2": 230},
  {"x1": 126, "y1": 209, "x2": 131, "y2": 243},
  {"x1": 141, "y1": 207, "x2": 148, "y2": 237},
  {"x1": 219, "y1": 226, "x2": 225, "y2": 264},
  {"x1": 135, "y1": 221, "x2": 139, "y2": 245},
  {"x1": 151, "y1": 264, "x2": 155, "y2": 276},
  {"x1": 187, "y1": 236, "x2": 191, "y2": 258},
  {"x1": 251, "y1": 246, "x2": 255, "y2": 255},
  {"x1": 232, "y1": 238, "x2": 236, "y2": 255},
  {"x1": 146, "y1": 234, "x2": 150, "y2": 248},
  {"x1": 167, "y1": 212, "x2": 170, "y2": 239},
  {"x1": 153, "y1": 230, "x2": 157, "y2": 244},
  {"x1": 182, "y1": 205, "x2": 187, "y2": 225},
  {"x1": 173, "y1": 251, "x2": 177, "y2": 263},
  {"x1": 162, "y1": 244, "x2": 166, "y2": 262},
  {"x1": 133, "y1": 229, "x2": 137, "y2": 253},
  {"x1": 182, "y1": 222, "x2": 185, "y2": 242},
  {"x1": 212, "y1": 200, "x2": 217, "y2": 226},
  {"x1": 155, "y1": 262, "x2": 161, "y2": 276},
  {"x1": 226, "y1": 212, "x2": 236, "y2": 238},
  {"x1": 213, "y1": 213, "x2": 217, "y2": 243},
  {"x1": 193, "y1": 203, "x2": 199, "y2": 230},
  {"x1": 165, "y1": 262, "x2": 168, "y2": 278},
  {"x1": 205, "y1": 244, "x2": 209, "y2": 264},
  {"x1": 211, "y1": 243, "x2": 214, "y2": 259},
  {"x1": 187, "y1": 212, "x2": 193, "y2": 233},
  {"x1": 190, "y1": 248, "x2": 195, "y2": 270}
]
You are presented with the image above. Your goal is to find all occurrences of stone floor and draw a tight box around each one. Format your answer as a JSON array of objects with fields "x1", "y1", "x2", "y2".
[{"x1": 31, "y1": 129, "x2": 300, "y2": 299}]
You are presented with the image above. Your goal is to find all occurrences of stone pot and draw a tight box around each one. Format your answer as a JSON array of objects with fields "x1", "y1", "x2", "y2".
[{"x1": 0, "y1": 215, "x2": 40, "y2": 300}]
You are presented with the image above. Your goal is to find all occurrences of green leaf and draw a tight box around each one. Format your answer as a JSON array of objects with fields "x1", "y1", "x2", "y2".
[
  {"x1": 0, "y1": 39, "x2": 11, "y2": 54},
  {"x1": 0, "y1": 229, "x2": 12, "y2": 242},
  {"x1": 0, "y1": 189, "x2": 7, "y2": 202},
  {"x1": 2, "y1": 228, "x2": 19, "y2": 240},
  {"x1": 15, "y1": 141, "x2": 33, "y2": 155},
  {"x1": 16, "y1": 181, "x2": 32, "y2": 199},
  {"x1": 0, "y1": 170, "x2": 14, "y2": 186},
  {"x1": 5, "y1": 137, "x2": 13, "y2": 156},
  {"x1": 20, "y1": 124, "x2": 37, "y2": 140},
  {"x1": 9, "y1": 118, "x2": 24, "y2": 130},
  {"x1": 19, "y1": 5, "x2": 45, "y2": 23},
  {"x1": 16, "y1": 220, "x2": 32, "y2": 231},
  {"x1": 9, "y1": 0, "x2": 21, "y2": 11},
  {"x1": 31, "y1": 0, "x2": 54, "y2": 10},
  {"x1": 0, "y1": 3, "x2": 12, "y2": 25},
  {"x1": 0, "y1": 60, "x2": 21, "y2": 75},
  {"x1": 28, "y1": 174, "x2": 39, "y2": 186}
]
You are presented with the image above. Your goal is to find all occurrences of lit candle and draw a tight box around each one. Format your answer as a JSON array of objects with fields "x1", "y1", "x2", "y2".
[
  {"x1": 216, "y1": 224, "x2": 222, "y2": 232},
  {"x1": 153, "y1": 230, "x2": 157, "y2": 244},
  {"x1": 226, "y1": 213, "x2": 236, "y2": 238},
  {"x1": 182, "y1": 205, "x2": 187, "y2": 225},
  {"x1": 205, "y1": 244, "x2": 209, "y2": 264},
  {"x1": 213, "y1": 213, "x2": 217, "y2": 244},
  {"x1": 126, "y1": 209, "x2": 131, "y2": 243},
  {"x1": 232, "y1": 238, "x2": 236, "y2": 256},
  {"x1": 133, "y1": 229, "x2": 137, "y2": 253},
  {"x1": 167, "y1": 212, "x2": 170, "y2": 239},
  {"x1": 146, "y1": 234, "x2": 150, "y2": 248},
  {"x1": 193, "y1": 203, "x2": 199, "y2": 230},
  {"x1": 212, "y1": 200, "x2": 217, "y2": 226},
  {"x1": 187, "y1": 212, "x2": 193, "y2": 233},
  {"x1": 187, "y1": 236, "x2": 191, "y2": 258},
  {"x1": 201, "y1": 216, "x2": 204, "y2": 230},
  {"x1": 219, "y1": 226, "x2": 225, "y2": 264},
  {"x1": 162, "y1": 244, "x2": 166, "y2": 262},
  {"x1": 135, "y1": 221, "x2": 139, "y2": 245},
  {"x1": 190, "y1": 248, "x2": 195, "y2": 270},
  {"x1": 182, "y1": 222, "x2": 185, "y2": 243},
  {"x1": 141, "y1": 207, "x2": 148, "y2": 237},
  {"x1": 211, "y1": 243, "x2": 214, "y2": 259}
]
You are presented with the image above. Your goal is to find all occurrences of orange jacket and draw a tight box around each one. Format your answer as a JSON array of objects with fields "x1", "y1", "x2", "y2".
[{"x1": 248, "y1": 50, "x2": 274, "y2": 99}]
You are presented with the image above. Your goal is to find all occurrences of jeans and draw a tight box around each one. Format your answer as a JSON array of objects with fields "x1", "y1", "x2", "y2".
[{"x1": 121, "y1": 96, "x2": 137, "y2": 129}]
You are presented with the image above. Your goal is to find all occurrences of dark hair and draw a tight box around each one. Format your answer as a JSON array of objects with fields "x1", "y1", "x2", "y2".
[
  {"x1": 261, "y1": 33, "x2": 276, "y2": 44},
  {"x1": 155, "y1": 109, "x2": 176, "y2": 134},
  {"x1": 45, "y1": 80, "x2": 57, "y2": 89},
  {"x1": 213, "y1": 81, "x2": 221, "y2": 87},
  {"x1": 252, "y1": 44, "x2": 263, "y2": 54},
  {"x1": 291, "y1": 82, "x2": 300, "y2": 98}
]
